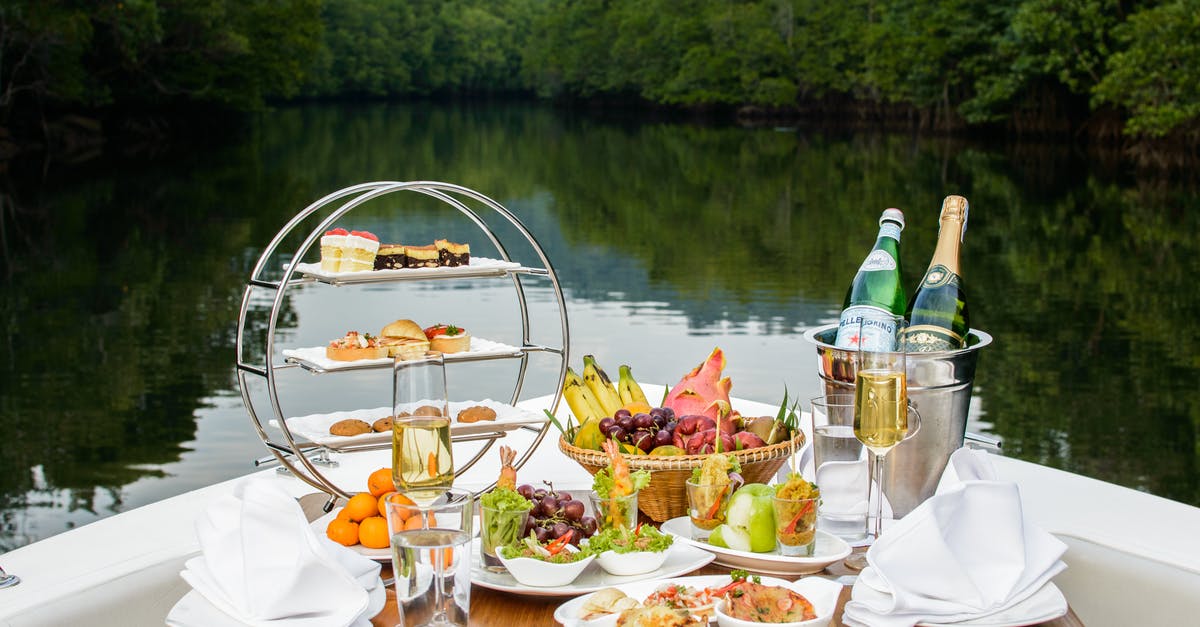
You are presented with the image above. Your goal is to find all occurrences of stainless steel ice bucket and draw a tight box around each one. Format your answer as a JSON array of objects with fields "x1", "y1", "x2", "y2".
[{"x1": 803, "y1": 324, "x2": 992, "y2": 518}]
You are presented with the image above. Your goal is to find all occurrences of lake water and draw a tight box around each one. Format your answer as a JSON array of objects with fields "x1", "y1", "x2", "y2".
[{"x1": 2, "y1": 102, "x2": 1197, "y2": 552}]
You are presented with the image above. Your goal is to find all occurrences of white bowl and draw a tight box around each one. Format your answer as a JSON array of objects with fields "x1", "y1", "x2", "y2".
[
  {"x1": 498, "y1": 549, "x2": 596, "y2": 587},
  {"x1": 712, "y1": 576, "x2": 842, "y2": 627},
  {"x1": 594, "y1": 549, "x2": 671, "y2": 576}
]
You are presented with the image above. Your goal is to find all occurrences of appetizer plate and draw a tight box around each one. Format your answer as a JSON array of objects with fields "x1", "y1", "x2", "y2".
[
  {"x1": 554, "y1": 574, "x2": 844, "y2": 627},
  {"x1": 471, "y1": 539, "x2": 714, "y2": 597},
  {"x1": 661, "y1": 517, "x2": 851, "y2": 576},
  {"x1": 271, "y1": 399, "x2": 550, "y2": 449},
  {"x1": 309, "y1": 509, "x2": 391, "y2": 561},
  {"x1": 291, "y1": 257, "x2": 525, "y2": 284},
  {"x1": 282, "y1": 336, "x2": 523, "y2": 373}
]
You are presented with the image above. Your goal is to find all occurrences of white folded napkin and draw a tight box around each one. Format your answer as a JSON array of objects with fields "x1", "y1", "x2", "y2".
[
  {"x1": 167, "y1": 479, "x2": 382, "y2": 627},
  {"x1": 842, "y1": 448, "x2": 1067, "y2": 627}
]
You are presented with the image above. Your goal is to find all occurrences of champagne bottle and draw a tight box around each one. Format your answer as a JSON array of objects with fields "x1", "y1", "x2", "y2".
[
  {"x1": 834, "y1": 209, "x2": 906, "y2": 351},
  {"x1": 904, "y1": 195, "x2": 970, "y2": 352}
]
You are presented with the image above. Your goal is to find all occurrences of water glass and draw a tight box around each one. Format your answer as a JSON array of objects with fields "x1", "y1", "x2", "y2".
[
  {"x1": 588, "y1": 490, "x2": 638, "y2": 531},
  {"x1": 772, "y1": 494, "x2": 818, "y2": 556},
  {"x1": 384, "y1": 488, "x2": 474, "y2": 627},
  {"x1": 685, "y1": 479, "x2": 733, "y2": 541},
  {"x1": 810, "y1": 394, "x2": 869, "y2": 543}
]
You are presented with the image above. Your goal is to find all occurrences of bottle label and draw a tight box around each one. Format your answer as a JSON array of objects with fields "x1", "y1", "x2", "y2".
[
  {"x1": 857, "y1": 249, "x2": 897, "y2": 272},
  {"x1": 879, "y1": 222, "x2": 902, "y2": 241},
  {"x1": 834, "y1": 305, "x2": 901, "y2": 351},
  {"x1": 920, "y1": 264, "x2": 959, "y2": 289},
  {"x1": 904, "y1": 326, "x2": 963, "y2": 352}
]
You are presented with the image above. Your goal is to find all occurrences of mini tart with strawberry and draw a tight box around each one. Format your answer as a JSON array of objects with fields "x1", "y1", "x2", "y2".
[
  {"x1": 326, "y1": 331, "x2": 387, "y2": 361},
  {"x1": 423, "y1": 324, "x2": 471, "y2": 354}
]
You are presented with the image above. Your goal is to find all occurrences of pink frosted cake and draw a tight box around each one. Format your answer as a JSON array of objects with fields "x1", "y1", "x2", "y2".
[
  {"x1": 340, "y1": 230, "x2": 379, "y2": 272},
  {"x1": 320, "y1": 228, "x2": 349, "y2": 272}
]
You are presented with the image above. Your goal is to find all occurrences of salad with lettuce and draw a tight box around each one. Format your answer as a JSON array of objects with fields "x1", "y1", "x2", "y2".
[
  {"x1": 592, "y1": 466, "x2": 651, "y2": 498},
  {"x1": 586, "y1": 523, "x2": 674, "y2": 554},
  {"x1": 480, "y1": 487, "x2": 534, "y2": 563}
]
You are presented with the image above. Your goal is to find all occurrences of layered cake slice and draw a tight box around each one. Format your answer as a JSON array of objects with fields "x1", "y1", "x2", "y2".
[
  {"x1": 340, "y1": 230, "x2": 379, "y2": 272},
  {"x1": 435, "y1": 239, "x2": 471, "y2": 267},
  {"x1": 374, "y1": 244, "x2": 406, "y2": 270},
  {"x1": 320, "y1": 228, "x2": 349, "y2": 272},
  {"x1": 404, "y1": 244, "x2": 439, "y2": 268}
]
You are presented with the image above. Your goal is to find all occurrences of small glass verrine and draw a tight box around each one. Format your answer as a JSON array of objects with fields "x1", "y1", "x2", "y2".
[
  {"x1": 772, "y1": 494, "x2": 819, "y2": 556},
  {"x1": 588, "y1": 490, "x2": 638, "y2": 531},
  {"x1": 685, "y1": 479, "x2": 733, "y2": 541}
]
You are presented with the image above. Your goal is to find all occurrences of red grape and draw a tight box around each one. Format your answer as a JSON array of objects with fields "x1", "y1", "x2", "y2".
[{"x1": 562, "y1": 499, "x2": 585, "y2": 521}]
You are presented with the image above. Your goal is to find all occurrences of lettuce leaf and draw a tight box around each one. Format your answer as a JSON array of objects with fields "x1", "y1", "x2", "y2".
[
  {"x1": 592, "y1": 466, "x2": 651, "y2": 498},
  {"x1": 585, "y1": 524, "x2": 673, "y2": 554}
]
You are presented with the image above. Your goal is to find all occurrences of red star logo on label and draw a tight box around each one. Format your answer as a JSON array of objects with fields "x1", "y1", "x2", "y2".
[{"x1": 848, "y1": 332, "x2": 861, "y2": 347}]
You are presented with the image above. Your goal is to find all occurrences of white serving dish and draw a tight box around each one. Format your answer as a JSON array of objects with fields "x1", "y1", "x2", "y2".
[
  {"x1": 593, "y1": 549, "x2": 670, "y2": 577},
  {"x1": 498, "y1": 546, "x2": 596, "y2": 588},
  {"x1": 660, "y1": 516, "x2": 851, "y2": 576}
]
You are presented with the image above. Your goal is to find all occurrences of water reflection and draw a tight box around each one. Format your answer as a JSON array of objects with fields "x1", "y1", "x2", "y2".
[{"x1": 1, "y1": 102, "x2": 1197, "y2": 551}]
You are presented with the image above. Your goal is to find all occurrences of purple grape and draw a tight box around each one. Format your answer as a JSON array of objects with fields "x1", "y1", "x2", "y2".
[
  {"x1": 609, "y1": 427, "x2": 627, "y2": 443},
  {"x1": 634, "y1": 430, "x2": 655, "y2": 452},
  {"x1": 540, "y1": 495, "x2": 560, "y2": 517},
  {"x1": 664, "y1": 421, "x2": 677, "y2": 434},
  {"x1": 562, "y1": 500, "x2": 585, "y2": 521},
  {"x1": 616, "y1": 415, "x2": 634, "y2": 432},
  {"x1": 533, "y1": 488, "x2": 547, "y2": 500},
  {"x1": 633, "y1": 413, "x2": 655, "y2": 430},
  {"x1": 556, "y1": 491, "x2": 573, "y2": 502},
  {"x1": 581, "y1": 516, "x2": 598, "y2": 536},
  {"x1": 659, "y1": 407, "x2": 675, "y2": 421},
  {"x1": 517, "y1": 484, "x2": 535, "y2": 500},
  {"x1": 534, "y1": 527, "x2": 550, "y2": 543},
  {"x1": 653, "y1": 429, "x2": 673, "y2": 448},
  {"x1": 614, "y1": 408, "x2": 632, "y2": 420},
  {"x1": 598, "y1": 417, "x2": 616, "y2": 433},
  {"x1": 551, "y1": 522, "x2": 571, "y2": 539}
]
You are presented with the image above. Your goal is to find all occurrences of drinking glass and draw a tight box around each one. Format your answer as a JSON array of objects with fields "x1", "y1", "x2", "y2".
[
  {"x1": 384, "y1": 488, "x2": 475, "y2": 627},
  {"x1": 588, "y1": 490, "x2": 638, "y2": 531},
  {"x1": 847, "y1": 316, "x2": 921, "y2": 569},
  {"x1": 810, "y1": 394, "x2": 869, "y2": 544},
  {"x1": 772, "y1": 494, "x2": 819, "y2": 556},
  {"x1": 392, "y1": 352, "x2": 453, "y2": 505}
]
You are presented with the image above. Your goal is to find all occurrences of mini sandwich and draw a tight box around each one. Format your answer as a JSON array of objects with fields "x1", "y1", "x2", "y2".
[
  {"x1": 379, "y1": 319, "x2": 431, "y2": 360},
  {"x1": 326, "y1": 331, "x2": 387, "y2": 361},
  {"x1": 423, "y1": 323, "x2": 470, "y2": 353}
]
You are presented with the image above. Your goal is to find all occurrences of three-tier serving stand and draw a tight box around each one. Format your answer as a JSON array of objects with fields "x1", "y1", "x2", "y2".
[{"x1": 235, "y1": 182, "x2": 569, "y2": 511}]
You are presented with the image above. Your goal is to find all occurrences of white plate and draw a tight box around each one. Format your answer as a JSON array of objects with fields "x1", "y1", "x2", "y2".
[
  {"x1": 914, "y1": 581, "x2": 1068, "y2": 626},
  {"x1": 471, "y1": 538, "x2": 715, "y2": 597},
  {"x1": 292, "y1": 257, "x2": 523, "y2": 283},
  {"x1": 309, "y1": 509, "x2": 391, "y2": 561},
  {"x1": 660, "y1": 517, "x2": 851, "y2": 576},
  {"x1": 553, "y1": 574, "x2": 844, "y2": 627},
  {"x1": 167, "y1": 575, "x2": 386, "y2": 627},
  {"x1": 282, "y1": 336, "x2": 523, "y2": 372},
  {"x1": 271, "y1": 399, "x2": 549, "y2": 449}
]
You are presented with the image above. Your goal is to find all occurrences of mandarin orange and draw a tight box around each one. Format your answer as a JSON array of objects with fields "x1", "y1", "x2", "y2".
[
  {"x1": 343, "y1": 492, "x2": 378, "y2": 522},
  {"x1": 326, "y1": 518, "x2": 359, "y2": 547},
  {"x1": 367, "y1": 467, "x2": 394, "y2": 497},
  {"x1": 358, "y1": 516, "x2": 390, "y2": 549}
]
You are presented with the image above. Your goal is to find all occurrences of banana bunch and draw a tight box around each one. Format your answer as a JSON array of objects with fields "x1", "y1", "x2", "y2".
[{"x1": 562, "y1": 356, "x2": 648, "y2": 424}]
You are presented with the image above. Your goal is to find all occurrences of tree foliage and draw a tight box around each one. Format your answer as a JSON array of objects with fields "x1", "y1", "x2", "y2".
[{"x1": 2, "y1": 0, "x2": 1200, "y2": 139}]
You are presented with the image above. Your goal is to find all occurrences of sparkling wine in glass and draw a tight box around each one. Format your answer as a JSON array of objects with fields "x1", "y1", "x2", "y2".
[{"x1": 392, "y1": 352, "x2": 454, "y2": 505}]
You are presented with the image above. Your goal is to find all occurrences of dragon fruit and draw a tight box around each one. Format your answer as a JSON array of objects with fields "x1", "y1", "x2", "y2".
[{"x1": 663, "y1": 347, "x2": 732, "y2": 420}]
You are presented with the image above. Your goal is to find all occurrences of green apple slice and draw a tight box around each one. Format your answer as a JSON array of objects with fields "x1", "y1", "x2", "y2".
[{"x1": 709, "y1": 524, "x2": 752, "y2": 552}]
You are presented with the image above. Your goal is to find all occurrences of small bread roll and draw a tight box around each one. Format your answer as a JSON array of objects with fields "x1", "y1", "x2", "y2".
[
  {"x1": 380, "y1": 319, "x2": 425, "y2": 340},
  {"x1": 457, "y1": 406, "x2": 497, "y2": 423},
  {"x1": 329, "y1": 419, "x2": 372, "y2": 436}
]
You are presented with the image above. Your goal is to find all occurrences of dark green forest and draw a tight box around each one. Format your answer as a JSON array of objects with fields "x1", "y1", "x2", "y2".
[{"x1": 2, "y1": 0, "x2": 1199, "y2": 145}]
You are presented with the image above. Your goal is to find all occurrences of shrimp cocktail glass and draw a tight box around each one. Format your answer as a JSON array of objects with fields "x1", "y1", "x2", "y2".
[
  {"x1": 479, "y1": 446, "x2": 533, "y2": 572},
  {"x1": 392, "y1": 352, "x2": 453, "y2": 506},
  {"x1": 773, "y1": 473, "x2": 820, "y2": 556},
  {"x1": 686, "y1": 453, "x2": 744, "y2": 541},
  {"x1": 589, "y1": 440, "x2": 650, "y2": 530}
]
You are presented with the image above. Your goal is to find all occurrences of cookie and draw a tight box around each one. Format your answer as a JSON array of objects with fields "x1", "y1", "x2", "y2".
[
  {"x1": 329, "y1": 418, "x2": 372, "y2": 436},
  {"x1": 372, "y1": 416, "x2": 394, "y2": 432},
  {"x1": 457, "y1": 406, "x2": 497, "y2": 423},
  {"x1": 413, "y1": 405, "x2": 444, "y2": 417}
]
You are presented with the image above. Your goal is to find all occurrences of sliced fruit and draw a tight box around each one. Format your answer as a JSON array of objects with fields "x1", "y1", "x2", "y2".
[
  {"x1": 709, "y1": 523, "x2": 752, "y2": 552},
  {"x1": 648, "y1": 445, "x2": 686, "y2": 456}
]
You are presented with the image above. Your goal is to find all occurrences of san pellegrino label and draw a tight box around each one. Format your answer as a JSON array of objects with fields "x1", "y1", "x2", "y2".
[
  {"x1": 905, "y1": 196, "x2": 970, "y2": 352},
  {"x1": 834, "y1": 209, "x2": 906, "y2": 351}
]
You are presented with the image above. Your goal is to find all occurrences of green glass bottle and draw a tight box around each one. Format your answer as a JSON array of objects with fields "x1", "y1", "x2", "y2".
[
  {"x1": 904, "y1": 195, "x2": 970, "y2": 352},
  {"x1": 834, "y1": 209, "x2": 906, "y2": 351}
]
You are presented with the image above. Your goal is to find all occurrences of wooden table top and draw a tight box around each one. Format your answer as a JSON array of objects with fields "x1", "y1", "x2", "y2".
[{"x1": 299, "y1": 495, "x2": 1081, "y2": 627}]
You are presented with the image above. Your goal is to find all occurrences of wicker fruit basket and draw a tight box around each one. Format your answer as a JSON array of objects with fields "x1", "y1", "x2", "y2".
[{"x1": 558, "y1": 432, "x2": 806, "y2": 522}]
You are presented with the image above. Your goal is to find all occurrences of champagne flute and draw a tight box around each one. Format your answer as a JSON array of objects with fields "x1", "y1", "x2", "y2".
[
  {"x1": 393, "y1": 352, "x2": 454, "y2": 505},
  {"x1": 844, "y1": 315, "x2": 921, "y2": 570}
]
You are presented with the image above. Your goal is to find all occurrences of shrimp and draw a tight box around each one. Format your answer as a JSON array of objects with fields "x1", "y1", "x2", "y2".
[
  {"x1": 601, "y1": 439, "x2": 634, "y2": 527},
  {"x1": 497, "y1": 445, "x2": 517, "y2": 491}
]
